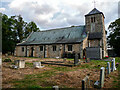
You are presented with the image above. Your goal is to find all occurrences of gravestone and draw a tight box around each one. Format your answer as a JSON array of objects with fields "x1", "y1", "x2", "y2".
[
  {"x1": 82, "y1": 75, "x2": 89, "y2": 90},
  {"x1": 86, "y1": 58, "x2": 90, "y2": 63},
  {"x1": 113, "y1": 58, "x2": 116, "y2": 70},
  {"x1": 74, "y1": 53, "x2": 79, "y2": 65},
  {"x1": 107, "y1": 62, "x2": 110, "y2": 74},
  {"x1": 94, "y1": 67, "x2": 105, "y2": 88},
  {"x1": 0, "y1": 58, "x2": 1, "y2": 66},
  {"x1": 111, "y1": 60, "x2": 114, "y2": 72},
  {"x1": 15, "y1": 60, "x2": 25, "y2": 68},
  {"x1": 53, "y1": 86, "x2": 59, "y2": 90},
  {"x1": 33, "y1": 62, "x2": 44, "y2": 68},
  {"x1": 100, "y1": 67, "x2": 105, "y2": 88}
]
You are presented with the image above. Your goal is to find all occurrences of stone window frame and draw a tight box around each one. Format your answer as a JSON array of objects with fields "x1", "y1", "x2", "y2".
[
  {"x1": 91, "y1": 17, "x2": 95, "y2": 23},
  {"x1": 53, "y1": 45, "x2": 56, "y2": 51},
  {"x1": 22, "y1": 47, "x2": 24, "y2": 52},
  {"x1": 68, "y1": 45, "x2": 72, "y2": 51},
  {"x1": 40, "y1": 46, "x2": 43, "y2": 51}
]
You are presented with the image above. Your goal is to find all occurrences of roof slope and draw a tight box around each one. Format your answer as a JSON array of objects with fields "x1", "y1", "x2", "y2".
[
  {"x1": 88, "y1": 32, "x2": 102, "y2": 40},
  {"x1": 18, "y1": 25, "x2": 86, "y2": 45},
  {"x1": 85, "y1": 8, "x2": 104, "y2": 17}
]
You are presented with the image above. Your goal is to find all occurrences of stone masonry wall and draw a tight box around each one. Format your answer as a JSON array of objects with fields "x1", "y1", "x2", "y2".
[{"x1": 15, "y1": 43, "x2": 84, "y2": 58}]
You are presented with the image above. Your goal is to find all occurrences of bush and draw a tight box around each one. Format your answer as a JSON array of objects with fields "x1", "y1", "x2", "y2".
[{"x1": 3, "y1": 58, "x2": 12, "y2": 62}]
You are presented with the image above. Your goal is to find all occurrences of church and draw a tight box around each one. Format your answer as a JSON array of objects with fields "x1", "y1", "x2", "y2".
[{"x1": 14, "y1": 8, "x2": 108, "y2": 59}]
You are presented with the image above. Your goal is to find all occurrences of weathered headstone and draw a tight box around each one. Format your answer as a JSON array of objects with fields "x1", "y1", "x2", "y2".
[
  {"x1": 33, "y1": 62, "x2": 44, "y2": 68},
  {"x1": 113, "y1": 58, "x2": 116, "y2": 70},
  {"x1": 100, "y1": 67, "x2": 105, "y2": 88},
  {"x1": 94, "y1": 80, "x2": 100, "y2": 88},
  {"x1": 15, "y1": 60, "x2": 25, "y2": 68},
  {"x1": 82, "y1": 76, "x2": 89, "y2": 90},
  {"x1": 107, "y1": 62, "x2": 111, "y2": 74},
  {"x1": 74, "y1": 53, "x2": 79, "y2": 65},
  {"x1": 111, "y1": 60, "x2": 114, "y2": 72},
  {"x1": 53, "y1": 86, "x2": 59, "y2": 90}
]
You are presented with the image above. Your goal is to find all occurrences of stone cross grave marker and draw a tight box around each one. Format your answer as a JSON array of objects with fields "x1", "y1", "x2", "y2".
[
  {"x1": 82, "y1": 75, "x2": 89, "y2": 90},
  {"x1": 15, "y1": 60, "x2": 25, "y2": 68},
  {"x1": 100, "y1": 67, "x2": 105, "y2": 88},
  {"x1": 74, "y1": 53, "x2": 79, "y2": 65},
  {"x1": 107, "y1": 62, "x2": 110, "y2": 74}
]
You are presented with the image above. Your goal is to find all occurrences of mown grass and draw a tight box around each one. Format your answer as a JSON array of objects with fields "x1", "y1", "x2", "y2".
[{"x1": 25, "y1": 62, "x2": 33, "y2": 67}]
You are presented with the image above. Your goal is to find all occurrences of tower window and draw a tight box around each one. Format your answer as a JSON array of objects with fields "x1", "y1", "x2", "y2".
[
  {"x1": 68, "y1": 45, "x2": 72, "y2": 51},
  {"x1": 53, "y1": 45, "x2": 56, "y2": 51},
  {"x1": 91, "y1": 17, "x2": 95, "y2": 23},
  {"x1": 91, "y1": 17, "x2": 93, "y2": 23}
]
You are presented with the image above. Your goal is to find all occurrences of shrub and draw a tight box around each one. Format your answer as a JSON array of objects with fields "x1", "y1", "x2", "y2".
[{"x1": 3, "y1": 58, "x2": 12, "y2": 62}]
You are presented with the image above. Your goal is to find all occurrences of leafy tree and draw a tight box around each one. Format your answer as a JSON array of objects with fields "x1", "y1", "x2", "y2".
[
  {"x1": 2, "y1": 14, "x2": 16, "y2": 54},
  {"x1": 11, "y1": 15, "x2": 27, "y2": 42},
  {"x1": 108, "y1": 18, "x2": 120, "y2": 56},
  {"x1": 2, "y1": 13, "x2": 40, "y2": 54},
  {"x1": 25, "y1": 21, "x2": 39, "y2": 38}
]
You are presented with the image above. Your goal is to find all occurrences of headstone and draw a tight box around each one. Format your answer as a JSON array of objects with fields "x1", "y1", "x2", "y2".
[
  {"x1": 0, "y1": 58, "x2": 1, "y2": 66},
  {"x1": 15, "y1": 60, "x2": 25, "y2": 68},
  {"x1": 94, "y1": 80, "x2": 100, "y2": 88},
  {"x1": 86, "y1": 58, "x2": 90, "y2": 63},
  {"x1": 10, "y1": 65, "x2": 18, "y2": 69},
  {"x1": 100, "y1": 67, "x2": 105, "y2": 88},
  {"x1": 113, "y1": 58, "x2": 116, "y2": 70},
  {"x1": 53, "y1": 86, "x2": 59, "y2": 90},
  {"x1": 82, "y1": 76, "x2": 89, "y2": 90},
  {"x1": 33, "y1": 62, "x2": 44, "y2": 68},
  {"x1": 74, "y1": 53, "x2": 79, "y2": 65},
  {"x1": 107, "y1": 62, "x2": 111, "y2": 74}
]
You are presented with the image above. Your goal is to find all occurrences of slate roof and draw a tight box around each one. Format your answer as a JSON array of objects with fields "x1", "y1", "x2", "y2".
[
  {"x1": 17, "y1": 25, "x2": 87, "y2": 46},
  {"x1": 88, "y1": 32, "x2": 102, "y2": 40},
  {"x1": 85, "y1": 8, "x2": 104, "y2": 17}
]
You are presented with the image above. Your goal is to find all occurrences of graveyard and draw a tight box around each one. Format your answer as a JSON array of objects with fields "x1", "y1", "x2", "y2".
[{"x1": 2, "y1": 55, "x2": 120, "y2": 89}]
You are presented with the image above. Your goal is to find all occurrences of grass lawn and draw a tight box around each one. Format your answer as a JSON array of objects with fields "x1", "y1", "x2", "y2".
[{"x1": 2, "y1": 56, "x2": 120, "y2": 88}]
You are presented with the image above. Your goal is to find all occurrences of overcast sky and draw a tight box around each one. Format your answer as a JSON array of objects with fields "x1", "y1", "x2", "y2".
[{"x1": 0, "y1": 0, "x2": 120, "y2": 34}]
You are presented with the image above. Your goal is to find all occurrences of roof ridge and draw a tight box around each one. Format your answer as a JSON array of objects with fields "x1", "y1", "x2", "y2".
[{"x1": 36, "y1": 25, "x2": 85, "y2": 32}]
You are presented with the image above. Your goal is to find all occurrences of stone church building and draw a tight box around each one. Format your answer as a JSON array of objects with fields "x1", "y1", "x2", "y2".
[{"x1": 15, "y1": 8, "x2": 108, "y2": 59}]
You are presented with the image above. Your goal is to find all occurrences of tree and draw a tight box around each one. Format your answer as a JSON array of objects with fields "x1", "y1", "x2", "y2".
[
  {"x1": 108, "y1": 18, "x2": 120, "y2": 56},
  {"x1": 24, "y1": 21, "x2": 39, "y2": 38},
  {"x1": 2, "y1": 14, "x2": 16, "y2": 54},
  {"x1": 11, "y1": 15, "x2": 27, "y2": 42},
  {"x1": 2, "y1": 13, "x2": 40, "y2": 54}
]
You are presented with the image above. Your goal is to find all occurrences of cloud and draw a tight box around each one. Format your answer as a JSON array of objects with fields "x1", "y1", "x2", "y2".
[
  {"x1": 1, "y1": 0, "x2": 120, "y2": 31},
  {"x1": 0, "y1": 8, "x2": 6, "y2": 12}
]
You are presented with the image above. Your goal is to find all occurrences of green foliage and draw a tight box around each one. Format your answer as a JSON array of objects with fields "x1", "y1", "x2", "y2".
[
  {"x1": 2, "y1": 13, "x2": 40, "y2": 54},
  {"x1": 3, "y1": 58, "x2": 12, "y2": 62},
  {"x1": 108, "y1": 18, "x2": 120, "y2": 56}
]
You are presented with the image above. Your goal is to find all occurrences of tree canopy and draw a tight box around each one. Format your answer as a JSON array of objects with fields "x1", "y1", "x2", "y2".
[
  {"x1": 108, "y1": 18, "x2": 120, "y2": 56},
  {"x1": 2, "y1": 13, "x2": 40, "y2": 54}
]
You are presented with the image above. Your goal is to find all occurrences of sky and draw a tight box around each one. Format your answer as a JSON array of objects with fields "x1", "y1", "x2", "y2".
[{"x1": 0, "y1": 0, "x2": 120, "y2": 34}]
